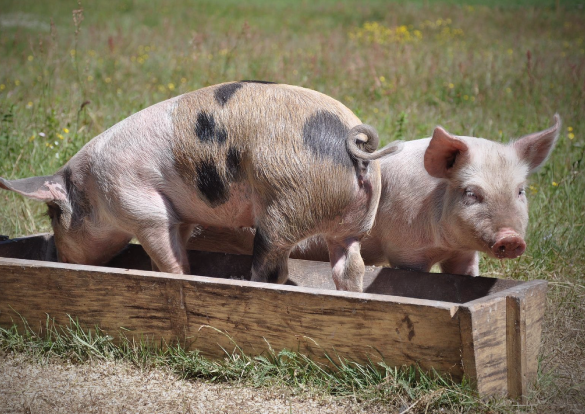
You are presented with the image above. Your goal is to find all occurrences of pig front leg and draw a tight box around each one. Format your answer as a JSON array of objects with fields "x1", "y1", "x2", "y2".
[
  {"x1": 439, "y1": 251, "x2": 480, "y2": 276},
  {"x1": 136, "y1": 223, "x2": 192, "y2": 274},
  {"x1": 149, "y1": 223, "x2": 195, "y2": 273},
  {"x1": 327, "y1": 237, "x2": 365, "y2": 292}
]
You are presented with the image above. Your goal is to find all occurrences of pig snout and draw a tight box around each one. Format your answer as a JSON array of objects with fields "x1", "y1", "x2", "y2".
[{"x1": 491, "y1": 229, "x2": 526, "y2": 259}]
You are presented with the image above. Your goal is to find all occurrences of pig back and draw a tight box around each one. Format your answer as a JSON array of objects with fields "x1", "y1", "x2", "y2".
[{"x1": 169, "y1": 82, "x2": 373, "y2": 232}]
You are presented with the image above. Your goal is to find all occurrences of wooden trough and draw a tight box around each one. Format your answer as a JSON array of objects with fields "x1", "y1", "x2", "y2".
[{"x1": 0, "y1": 233, "x2": 546, "y2": 399}]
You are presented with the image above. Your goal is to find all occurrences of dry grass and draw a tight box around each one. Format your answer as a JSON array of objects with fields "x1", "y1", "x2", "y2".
[{"x1": 0, "y1": 353, "x2": 387, "y2": 414}]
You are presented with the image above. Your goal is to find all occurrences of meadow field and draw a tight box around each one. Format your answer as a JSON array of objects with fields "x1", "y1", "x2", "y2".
[{"x1": 0, "y1": 0, "x2": 584, "y2": 412}]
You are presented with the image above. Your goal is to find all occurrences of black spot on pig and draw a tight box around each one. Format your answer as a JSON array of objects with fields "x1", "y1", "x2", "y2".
[
  {"x1": 302, "y1": 110, "x2": 352, "y2": 167},
  {"x1": 195, "y1": 111, "x2": 227, "y2": 144},
  {"x1": 240, "y1": 80, "x2": 277, "y2": 84},
  {"x1": 226, "y1": 146, "x2": 243, "y2": 180},
  {"x1": 214, "y1": 83, "x2": 243, "y2": 106},
  {"x1": 196, "y1": 159, "x2": 228, "y2": 207}
]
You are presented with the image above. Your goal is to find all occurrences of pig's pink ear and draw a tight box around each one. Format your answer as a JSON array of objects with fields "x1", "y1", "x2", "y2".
[
  {"x1": 0, "y1": 175, "x2": 67, "y2": 202},
  {"x1": 424, "y1": 126, "x2": 469, "y2": 178},
  {"x1": 513, "y1": 114, "x2": 561, "y2": 173}
]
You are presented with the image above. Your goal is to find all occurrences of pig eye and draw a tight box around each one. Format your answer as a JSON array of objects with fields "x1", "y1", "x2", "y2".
[
  {"x1": 518, "y1": 188, "x2": 526, "y2": 197},
  {"x1": 463, "y1": 188, "x2": 481, "y2": 204}
]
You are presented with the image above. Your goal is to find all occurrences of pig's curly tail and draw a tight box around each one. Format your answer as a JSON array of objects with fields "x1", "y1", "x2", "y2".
[{"x1": 346, "y1": 124, "x2": 403, "y2": 161}]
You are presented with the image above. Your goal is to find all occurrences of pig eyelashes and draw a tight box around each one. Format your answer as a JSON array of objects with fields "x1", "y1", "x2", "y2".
[{"x1": 463, "y1": 187, "x2": 483, "y2": 204}]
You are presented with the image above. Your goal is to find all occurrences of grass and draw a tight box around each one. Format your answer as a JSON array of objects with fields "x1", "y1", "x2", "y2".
[
  {"x1": 0, "y1": 315, "x2": 515, "y2": 413},
  {"x1": 0, "y1": 0, "x2": 584, "y2": 412}
]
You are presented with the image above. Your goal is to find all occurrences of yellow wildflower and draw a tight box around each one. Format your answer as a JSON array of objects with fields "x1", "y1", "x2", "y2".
[
  {"x1": 27, "y1": 55, "x2": 33, "y2": 62},
  {"x1": 568, "y1": 133, "x2": 575, "y2": 140},
  {"x1": 552, "y1": 181, "x2": 559, "y2": 187},
  {"x1": 0, "y1": 84, "x2": 5, "y2": 91},
  {"x1": 168, "y1": 83, "x2": 175, "y2": 91},
  {"x1": 63, "y1": 128, "x2": 69, "y2": 134}
]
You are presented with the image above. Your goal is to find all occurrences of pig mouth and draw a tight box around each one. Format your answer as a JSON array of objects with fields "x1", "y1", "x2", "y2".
[{"x1": 489, "y1": 232, "x2": 526, "y2": 259}]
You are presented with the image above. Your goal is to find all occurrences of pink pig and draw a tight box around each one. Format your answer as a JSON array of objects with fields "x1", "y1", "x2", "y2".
[{"x1": 352, "y1": 114, "x2": 561, "y2": 274}]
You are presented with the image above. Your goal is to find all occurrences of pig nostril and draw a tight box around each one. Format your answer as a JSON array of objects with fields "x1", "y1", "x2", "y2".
[{"x1": 499, "y1": 245, "x2": 506, "y2": 252}]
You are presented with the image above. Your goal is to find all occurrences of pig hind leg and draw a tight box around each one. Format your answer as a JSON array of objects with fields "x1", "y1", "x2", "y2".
[
  {"x1": 326, "y1": 237, "x2": 365, "y2": 292},
  {"x1": 250, "y1": 228, "x2": 292, "y2": 284}
]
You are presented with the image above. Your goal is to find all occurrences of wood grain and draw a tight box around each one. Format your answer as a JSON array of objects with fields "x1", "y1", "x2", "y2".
[
  {"x1": 0, "y1": 257, "x2": 465, "y2": 377},
  {"x1": 458, "y1": 280, "x2": 548, "y2": 397},
  {"x1": 0, "y1": 235, "x2": 548, "y2": 398}
]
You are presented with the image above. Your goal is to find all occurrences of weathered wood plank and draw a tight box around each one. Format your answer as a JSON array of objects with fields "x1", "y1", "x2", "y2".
[
  {"x1": 458, "y1": 295, "x2": 509, "y2": 396},
  {"x1": 0, "y1": 257, "x2": 464, "y2": 378},
  {"x1": 458, "y1": 280, "x2": 548, "y2": 397},
  {"x1": 505, "y1": 281, "x2": 548, "y2": 400}
]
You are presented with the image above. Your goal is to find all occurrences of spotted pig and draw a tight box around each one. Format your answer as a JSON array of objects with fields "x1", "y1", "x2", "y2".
[{"x1": 0, "y1": 81, "x2": 401, "y2": 291}]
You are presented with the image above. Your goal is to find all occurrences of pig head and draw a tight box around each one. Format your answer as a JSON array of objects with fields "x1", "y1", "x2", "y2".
[{"x1": 366, "y1": 114, "x2": 561, "y2": 275}]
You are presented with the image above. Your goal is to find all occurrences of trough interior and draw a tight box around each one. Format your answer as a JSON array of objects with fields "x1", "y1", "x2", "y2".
[{"x1": 0, "y1": 233, "x2": 520, "y2": 304}]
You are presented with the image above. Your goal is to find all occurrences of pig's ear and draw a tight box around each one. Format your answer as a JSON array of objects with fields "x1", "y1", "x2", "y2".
[
  {"x1": 424, "y1": 126, "x2": 469, "y2": 178},
  {"x1": 0, "y1": 175, "x2": 67, "y2": 202},
  {"x1": 513, "y1": 114, "x2": 561, "y2": 173}
]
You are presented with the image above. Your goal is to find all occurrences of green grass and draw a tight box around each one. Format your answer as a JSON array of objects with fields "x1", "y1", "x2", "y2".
[{"x1": 0, "y1": 0, "x2": 584, "y2": 411}]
